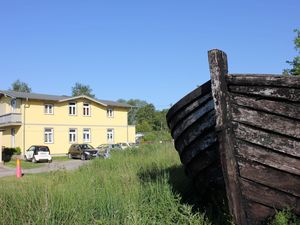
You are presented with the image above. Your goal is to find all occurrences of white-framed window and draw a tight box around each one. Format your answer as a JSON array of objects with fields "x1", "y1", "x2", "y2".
[
  {"x1": 107, "y1": 129, "x2": 114, "y2": 143},
  {"x1": 83, "y1": 103, "x2": 91, "y2": 116},
  {"x1": 107, "y1": 108, "x2": 114, "y2": 117},
  {"x1": 44, "y1": 104, "x2": 54, "y2": 114},
  {"x1": 69, "y1": 102, "x2": 77, "y2": 115},
  {"x1": 83, "y1": 128, "x2": 91, "y2": 142},
  {"x1": 44, "y1": 128, "x2": 54, "y2": 144},
  {"x1": 69, "y1": 128, "x2": 77, "y2": 143}
]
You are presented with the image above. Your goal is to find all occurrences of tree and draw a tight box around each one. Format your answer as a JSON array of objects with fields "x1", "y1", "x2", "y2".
[
  {"x1": 284, "y1": 29, "x2": 300, "y2": 76},
  {"x1": 10, "y1": 79, "x2": 31, "y2": 92},
  {"x1": 118, "y1": 99, "x2": 148, "y2": 125},
  {"x1": 72, "y1": 82, "x2": 95, "y2": 98}
]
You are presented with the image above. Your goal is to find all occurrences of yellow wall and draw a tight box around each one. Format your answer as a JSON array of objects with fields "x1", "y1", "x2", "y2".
[
  {"x1": 18, "y1": 98, "x2": 134, "y2": 154},
  {"x1": 0, "y1": 96, "x2": 22, "y2": 115}
]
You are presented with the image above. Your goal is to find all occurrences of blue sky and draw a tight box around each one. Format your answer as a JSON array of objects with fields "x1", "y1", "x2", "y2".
[{"x1": 0, "y1": 1, "x2": 299, "y2": 110}]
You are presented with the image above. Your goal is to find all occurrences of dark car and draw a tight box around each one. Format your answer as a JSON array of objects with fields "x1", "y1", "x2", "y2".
[{"x1": 68, "y1": 144, "x2": 98, "y2": 160}]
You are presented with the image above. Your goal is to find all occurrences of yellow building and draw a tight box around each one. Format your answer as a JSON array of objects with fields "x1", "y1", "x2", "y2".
[{"x1": 0, "y1": 90, "x2": 135, "y2": 158}]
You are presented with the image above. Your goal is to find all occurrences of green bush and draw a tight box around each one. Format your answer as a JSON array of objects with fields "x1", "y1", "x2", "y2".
[{"x1": 269, "y1": 209, "x2": 300, "y2": 225}]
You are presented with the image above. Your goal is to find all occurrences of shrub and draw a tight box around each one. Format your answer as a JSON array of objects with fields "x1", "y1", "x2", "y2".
[{"x1": 269, "y1": 209, "x2": 300, "y2": 225}]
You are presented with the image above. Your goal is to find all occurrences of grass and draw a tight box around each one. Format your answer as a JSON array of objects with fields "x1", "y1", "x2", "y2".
[
  {"x1": 4, "y1": 158, "x2": 45, "y2": 169},
  {"x1": 1, "y1": 143, "x2": 295, "y2": 225},
  {"x1": 0, "y1": 143, "x2": 212, "y2": 225}
]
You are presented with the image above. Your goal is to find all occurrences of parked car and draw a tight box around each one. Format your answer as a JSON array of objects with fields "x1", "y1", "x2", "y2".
[
  {"x1": 24, "y1": 145, "x2": 52, "y2": 163},
  {"x1": 96, "y1": 144, "x2": 109, "y2": 150},
  {"x1": 68, "y1": 144, "x2": 98, "y2": 160},
  {"x1": 117, "y1": 142, "x2": 131, "y2": 150}
]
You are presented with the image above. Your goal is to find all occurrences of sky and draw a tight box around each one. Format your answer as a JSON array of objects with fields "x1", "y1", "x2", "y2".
[{"x1": 0, "y1": 1, "x2": 299, "y2": 110}]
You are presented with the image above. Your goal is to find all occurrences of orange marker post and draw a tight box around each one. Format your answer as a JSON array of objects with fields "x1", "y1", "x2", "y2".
[{"x1": 16, "y1": 159, "x2": 22, "y2": 178}]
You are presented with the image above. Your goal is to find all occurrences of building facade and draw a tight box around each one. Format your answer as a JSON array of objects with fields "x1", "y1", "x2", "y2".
[{"x1": 0, "y1": 90, "x2": 135, "y2": 157}]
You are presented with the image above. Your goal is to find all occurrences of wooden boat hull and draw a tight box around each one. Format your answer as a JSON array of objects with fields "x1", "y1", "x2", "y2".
[{"x1": 166, "y1": 49, "x2": 300, "y2": 225}]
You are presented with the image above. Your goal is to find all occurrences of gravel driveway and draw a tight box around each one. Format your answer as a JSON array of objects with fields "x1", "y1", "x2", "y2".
[{"x1": 0, "y1": 160, "x2": 90, "y2": 178}]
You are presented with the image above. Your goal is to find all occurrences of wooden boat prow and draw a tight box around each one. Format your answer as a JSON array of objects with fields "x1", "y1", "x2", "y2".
[{"x1": 167, "y1": 49, "x2": 300, "y2": 225}]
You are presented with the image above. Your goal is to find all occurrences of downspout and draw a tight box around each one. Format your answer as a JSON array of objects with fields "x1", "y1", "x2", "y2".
[{"x1": 22, "y1": 98, "x2": 28, "y2": 156}]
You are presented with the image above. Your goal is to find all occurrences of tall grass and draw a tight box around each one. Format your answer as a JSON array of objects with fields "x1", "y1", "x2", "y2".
[{"x1": 0, "y1": 143, "x2": 210, "y2": 225}]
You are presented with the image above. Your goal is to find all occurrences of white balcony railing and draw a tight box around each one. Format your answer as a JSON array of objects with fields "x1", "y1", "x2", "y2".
[{"x1": 0, "y1": 113, "x2": 22, "y2": 125}]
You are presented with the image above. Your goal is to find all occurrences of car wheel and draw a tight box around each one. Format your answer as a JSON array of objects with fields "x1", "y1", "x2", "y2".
[
  {"x1": 68, "y1": 153, "x2": 72, "y2": 159},
  {"x1": 32, "y1": 157, "x2": 37, "y2": 163},
  {"x1": 48, "y1": 159, "x2": 52, "y2": 163},
  {"x1": 81, "y1": 154, "x2": 86, "y2": 161}
]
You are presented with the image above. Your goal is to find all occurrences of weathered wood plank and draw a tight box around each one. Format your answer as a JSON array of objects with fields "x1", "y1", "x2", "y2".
[
  {"x1": 238, "y1": 160, "x2": 300, "y2": 197},
  {"x1": 174, "y1": 110, "x2": 215, "y2": 152},
  {"x1": 227, "y1": 74, "x2": 300, "y2": 88},
  {"x1": 232, "y1": 106, "x2": 300, "y2": 139},
  {"x1": 231, "y1": 94, "x2": 300, "y2": 120},
  {"x1": 234, "y1": 123, "x2": 300, "y2": 158},
  {"x1": 237, "y1": 140, "x2": 300, "y2": 175},
  {"x1": 166, "y1": 80, "x2": 211, "y2": 123},
  {"x1": 184, "y1": 147, "x2": 219, "y2": 177},
  {"x1": 180, "y1": 131, "x2": 217, "y2": 163},
  {"x1": 168, "y1": 93, "x2": 212, "y2": 130},
  {"x1": 172, "y1": 100, "x2": 215, "y2": 139},
  {"x1": 244, "y1": 201, "x2": 275, "y2": 225},
  {"x1": 208, "y1": 49, "x2": 247, "y2": 224},
  {"x1": 229, "y1": 86, "x2": 300, "y2": 102},
  {"x1": 240, "y1": 178, "x2": 300, "y2": 214}
]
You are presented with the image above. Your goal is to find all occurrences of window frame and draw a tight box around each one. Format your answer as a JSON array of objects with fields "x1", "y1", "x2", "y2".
[
  {"x1": 69, "y1": 102, "x2": 77, "y2": 116},
  {"x1": 69, "y1": 128, "x2": 77, "y2": 143},
  {"x1": 83, "y1": 128, "x2": 91, "y2": 143},
  {"x1": 83, "y1": 102, "x2": 91, "y2": 116},
  {"x1": 107, "y1": 128, "x2": 114, "y2": 143},
  {"x1": 44, "y1": 104, "x2": 54, "y2": 115},
  {"x1": 107, "y1": 108, "x2": 114, "y2": 118},
  {"x1": 44, "y1": 128, "x2": 54, "y2": 144}
]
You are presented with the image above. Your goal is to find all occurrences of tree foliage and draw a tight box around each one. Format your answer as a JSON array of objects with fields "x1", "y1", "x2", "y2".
[
  {"x1": 284, "y1": 29, "x2": 300, "y2": 76},
  {"x1": 119, "y1": 99, "x2": 169, "y2": 133},
  {"x1": 72, "y1": 82, "x2": 95, "y2": 98},
  {"x1": 10, "y1": 79, "x2": 31, "y2": 93}
]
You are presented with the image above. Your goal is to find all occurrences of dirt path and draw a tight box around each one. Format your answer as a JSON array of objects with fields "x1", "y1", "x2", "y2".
[{"x1": 0, "y1": 160, "x2": 90, "y2": 178}]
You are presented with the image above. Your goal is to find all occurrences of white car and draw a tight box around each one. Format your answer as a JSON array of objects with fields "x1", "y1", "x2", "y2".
[{"x1": 24, "y1": 145, "x2": 52, "y2": 163}]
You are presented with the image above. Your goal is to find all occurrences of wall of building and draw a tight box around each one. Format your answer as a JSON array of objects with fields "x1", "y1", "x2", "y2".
[{"x1": 18, "y1": 98, "x2": 134, "y2": 154}]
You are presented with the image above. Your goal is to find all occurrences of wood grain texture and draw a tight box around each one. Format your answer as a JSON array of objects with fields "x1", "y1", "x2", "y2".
[
  {"x1": 227, "y1": 74, "x2": 300, "y2": 88},
  {"x1": 236, "y1": 140, "x2": 300, "y2": 176},
  {"x1": 240, "y1": 178, "x2": 300, "y2": 214},
  {"x1": 232, "y1": 106, "x2": 300, "y2": 139},
  {"x1": 166, "y1": 80, "x2": 211, "y2": 123},
  {"x1": 168, "y1": 93, "x2": 212, "y2": 130},
  {"x1": 229, "y1": 85, "x2": 300, "y2": 102},
  {"x1": 231, "y1": 94, "x2": 300, "y2": 120},
  {"x1": 234, "y1": 123, "x2": 300, "y2": 158},
  {"x1": 238, "y1": 160, "x2": 300, "y2": 197},
  {"x1": 172, "y1": 100, "x2": 214, "y2": 139},
  {"x1": 209, "y1": 49, "x2": 247, "y2": 224}
]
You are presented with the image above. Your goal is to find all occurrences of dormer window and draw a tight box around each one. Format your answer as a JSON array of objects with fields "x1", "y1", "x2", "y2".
[
  {"x1": 107, "y1": 108, "x2": 114, "y2": 117},
  {"x1": 83, "y1": 103, "x2": 91, "y2": 116},
  {"x1": 69, "y1": 102, "x2": 77, "y2": 115},
  {"x1": 44, "y1": 104, "x2": 54, "y2": 114}
]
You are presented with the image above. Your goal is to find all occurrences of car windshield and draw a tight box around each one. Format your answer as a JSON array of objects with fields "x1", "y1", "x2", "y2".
[{"x1": 80, "y1": 144, "x2": 94, "y2": 149}]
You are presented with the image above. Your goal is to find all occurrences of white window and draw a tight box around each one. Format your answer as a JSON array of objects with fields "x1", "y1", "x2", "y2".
[
  {"x1": 69, "y1": 128, "x2": 77, "y2": 143},
  {"x1": 107, "y1": 108, "x2": 114, "y2": 117},
  {"x1": 69, "y1": 102, "x2": 76, "y2": 115},
  {"x1": 44, "y1": 104, "x2": 54, "y2": 114},
  {"x1": 83, "y1": 103, "x2": 91, "y2": 116},
  {"x1": 107, "y1": 129, "x2": 114, "y2": 143},
  {"x1": 83, "y1": 128, "x2": 91, "y2": 142},
  {"x1": 44, "y1": 128, "x2": 54, "y2": 144}
]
